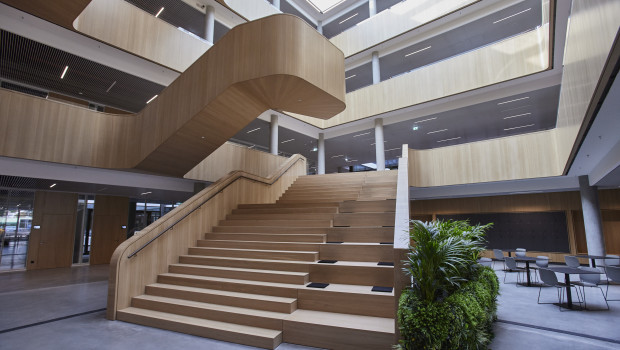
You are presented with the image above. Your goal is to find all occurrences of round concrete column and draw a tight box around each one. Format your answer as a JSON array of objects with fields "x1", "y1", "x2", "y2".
[
  {"x1": 318, "y1": 133, "x2": 325, "y2": 174},
  {"x1": 372, "y1": 51, "x2": 381, "y2": 85},
  {"x1": 579, "y1": 175, "x2": 606, "y2": 265},
  {"x1": 270, "y1": 114, "x2": 278, "y2": 155},
  {"x1": 205, "y1": 6, "x2": 215, "y2": 43},
  {"x1": 375, "y1": 118, "x2": 385, "y2": 170},
  {"x1": 317, "y1": 20, "x2": 323, "y2": 35},
  {"x1": 273, "y1": 0, "x2": 280, "y2": 10},
  {"x1": 369, "y1": 0, "x2": 377, "y2": 16}
]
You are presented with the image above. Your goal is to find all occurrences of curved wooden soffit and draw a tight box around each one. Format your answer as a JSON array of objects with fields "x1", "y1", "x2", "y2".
[{"x1": 0, "y1": 2, "x2": 346, "y2": 176}]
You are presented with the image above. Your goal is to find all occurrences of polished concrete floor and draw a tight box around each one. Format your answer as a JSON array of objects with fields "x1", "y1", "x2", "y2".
[{"x1": 0, "y1": 264, "x2": 619, "y2": 349}]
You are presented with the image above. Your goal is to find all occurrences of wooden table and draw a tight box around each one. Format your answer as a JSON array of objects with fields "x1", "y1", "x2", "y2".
[
  {"x1": 547, "y1": 266, "x2": 602, "y2": 309},
  {"x1": 514, "y1": 256, "x2": 538, "y2": 286},
  {"x1": 573, "y1": 254, "x2": 607, "y2": 268}
]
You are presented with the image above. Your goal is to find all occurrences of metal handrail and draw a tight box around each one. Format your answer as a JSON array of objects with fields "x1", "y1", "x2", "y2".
[{"x1": 127, "y1": 156, "x2": 305, "y2": 259}]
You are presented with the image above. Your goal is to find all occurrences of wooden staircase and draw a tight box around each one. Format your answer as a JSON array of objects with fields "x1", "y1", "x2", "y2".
[{"x1": 117, "y1": 171, "x2": 398, "y2": 349}]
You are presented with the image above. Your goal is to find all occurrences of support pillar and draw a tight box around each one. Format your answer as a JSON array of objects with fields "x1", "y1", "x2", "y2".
[
  {"x1": 318, "y1": 133, "x2": 325, "y2": 175},
  {"x1": 205, "y1": 5, "x2": 215, "y2": 43},
  {"x1": 273, "y1": 0, "x2": 280, "y2": 10},
  {"x1": 372, "y1": 51, "x2": 381, "y2": 85},
  {"x1": 369, "y1": 0, "x2": 377, "y2": 16},
  {"x1": 579, "y1": 175, "x2": 606, "y2": 264},
  {"x1": 317, "y1": 20, "x2": 323, "y2": 35},
  {"x1": 270, "y1": 114, "x2": 278, "y2": 155},
  {"x1": 375, "y1": 118, "x2": 385, "y2": 170}
]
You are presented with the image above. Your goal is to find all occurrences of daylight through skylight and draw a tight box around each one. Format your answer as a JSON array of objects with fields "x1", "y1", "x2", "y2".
[{"x1": 305, "y1": 0, "x2": 346, "y2": 13}]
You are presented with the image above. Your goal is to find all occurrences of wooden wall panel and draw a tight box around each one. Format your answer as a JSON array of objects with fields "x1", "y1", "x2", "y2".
[
  {"x1": 554, "y1": 0, "x2": 620, "y2": 170},
  {"x1": 0, "y1": 14, "x2": 345, "y2": 177},
  {"x1": 0, "y1": 0, "x2": 91, "y2": 30},
  {"x1": 330, "y1": 0, "x2": 477, "y2": 57},
  {"x1": 74, "y1": 0, "x2": 210, "y2": 72},
  {"x1": 90, "y1": 195, "x2": 129, "y2": 265},
  {"x1": 107, "y1": 155, "x2": 307, "y2": 320},
  {"x1": 184, "y1": 142, "x2": 289, "y2": 182},
  {"x1": 408, "y1": 130, "x2": 561, "y2": 186},
  {"x1": 27, "y1": 191, "x2": 78, "y2": 270}
]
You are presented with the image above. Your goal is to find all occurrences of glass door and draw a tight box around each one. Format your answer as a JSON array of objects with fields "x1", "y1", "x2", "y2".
[
  {"x1": 0, "y1": 190, "x2": 34, "y2": 271},
  {"x1": 72, "y1": 195, "x2": 94, "y2": 265}
]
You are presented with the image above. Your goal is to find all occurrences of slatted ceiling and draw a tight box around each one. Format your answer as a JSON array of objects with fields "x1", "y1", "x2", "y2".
[
  {"x1": 0, "y1": 175, "x2": 40, "y2": 190},
  {"x1": 0, "y1": 81, "x2": 48, "y2": 98},
  {"x1": 0, "y1": 30, "x2": 165, "y2": 112},
  {"x1": 124, "y1": 0, "x2": 230, "y2": 43}
]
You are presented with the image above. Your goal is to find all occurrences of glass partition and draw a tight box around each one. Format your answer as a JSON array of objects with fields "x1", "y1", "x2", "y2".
[{"x1": 0, "y1": 190, "x2": 35, "y2": 271}]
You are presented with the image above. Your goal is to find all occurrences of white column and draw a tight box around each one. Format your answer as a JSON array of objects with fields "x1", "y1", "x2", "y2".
[
  {"x1": 317, "y1": 20, "x2": 323, "y2": 35},
  {"x1": 375, "y1": 118, "x2": 385, "y2": 171},
  {"x1": 273, "y1": 0, "x2": 280, "y2": 10},
  {"x1": 205, "y1": 5, "x2": 215, "y2": 43},
  {"x1": 318, "y1": 133, "x2": 325, "y2": 175},
  {"x1": 372, "y1": 51, "x2": 380, "y2": 85},
  {"x1": 579, "y1": 176, "x2": 606, "y2": 264},
  {"x1": 369, "y1": 0, "x2": 377, "y2": 17},
  {"x1": 270, "y1": 114, "x2": 278, "y2": 155}
]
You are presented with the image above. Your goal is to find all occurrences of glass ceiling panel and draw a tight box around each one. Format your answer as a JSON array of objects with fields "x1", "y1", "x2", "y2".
[{"x1": 305, "y1": 0, "x2": 346, "y2": 13}]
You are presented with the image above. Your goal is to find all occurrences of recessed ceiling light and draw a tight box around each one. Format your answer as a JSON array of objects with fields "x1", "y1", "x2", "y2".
[
  {"x1": 345, "y1": 74, "x2": 357, "y2": 80},
  {"x1": 405, "y1": 46, "x2": 432, "y2": 57},
  {"x1": 497, "y1": 96, "x2": 529, "y2": 105},
  {"x1": 437, "y1": 137, "x2": 461, "y2": 143},
  {"x1": 312, "y1": 147, "x2": 318, "y2": 151},
  {"x1": 281, "y1": 138, "x2": 295, "y2": 143},
  {"x1": 201, "y1": 136, "x2": 205, "y2": 139},
  {"x1": 60, "y1": 66, "x2": 68, "y2": 79},
  {"x1": 155, "y1": 7, "x2": 164, "y2": 18},
  {"x1": 493, "y1": 8, "x2": 531, "y2": 24},
  {"x1": 504, "y1": 124, "x2": 534, "y2": 131},
  {"x1": 246, "y1": 127, "x2": 260, "y2": 133},
  {"x1": 331, "y1": 154, "x2": 344, "y2": 158},
  {"x1": 504, "y1": 112, "x2": 532, "y2": 119},
  {"x1": 353, "y1": 132, "x2": 371, "y2": 137},
  {"x1": 49, "y1": 183, "x2": 57, "y2": 188},
  {"x1": 427, "y1": 129, "x2": 448, "y2": 134},
  {"x1": 140, "y1": 191, "x2": 152, "y2": 195},
  {"x1": 146, "y1": 95, "x2": 158, "y2": 104},
  {"x1": 412, "y1": 125, "x2": 419, "y2": 131},
  {"x1": 339, "y1": 13, "x2": 358, "y2": 24}
]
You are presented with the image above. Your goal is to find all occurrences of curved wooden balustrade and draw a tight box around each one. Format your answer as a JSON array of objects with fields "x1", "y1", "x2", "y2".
[
  {"x1": 0, "y1": 12, "x2": 344, "y2": 176},
  {"x1": 107, "y1": 154, "x2": 307, "y2": 320}
]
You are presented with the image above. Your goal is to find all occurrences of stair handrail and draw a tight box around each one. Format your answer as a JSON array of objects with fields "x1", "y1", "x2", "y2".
[{"x1": 126, "y1": 154, "x2": 306, "y2": 259}]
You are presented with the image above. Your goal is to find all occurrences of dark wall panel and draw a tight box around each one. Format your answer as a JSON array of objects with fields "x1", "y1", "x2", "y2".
[{"x1": 436, "y1": 212, "x2": 570, "y2": 253}]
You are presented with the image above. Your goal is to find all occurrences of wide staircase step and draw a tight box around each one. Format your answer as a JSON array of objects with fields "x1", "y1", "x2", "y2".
[
  {"x1": 205, "y1": 232, "x2": 327, "y2": 243},
  {"x1": 117, "y1": 307, "x2": 283, "y2": 349},
  {"x1": 197, "y1": 239, "x2": 321, "y2": 252},
  {"x1": 188, "y1": 247, "x2": 319, "y2": 261},
  {"x1": 169, "y1": 263, "x2": 309, "y2": 284},
  {"x1": 179, "y1": 255, "x2": 312, "y2": 272}
]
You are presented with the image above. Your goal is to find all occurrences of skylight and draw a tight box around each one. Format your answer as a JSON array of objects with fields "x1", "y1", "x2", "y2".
[{"x1": 305, "y1": 0, "x2": 346, "y2": 13}]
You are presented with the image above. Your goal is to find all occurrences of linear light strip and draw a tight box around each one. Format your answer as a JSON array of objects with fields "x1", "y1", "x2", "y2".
[
  {"x1": 416, "y1": 117, "x2": 437, "y2": 123},
  {"x1": 146, "y1": 95, "x2": 158, "y2": 104},
  {"x1": 155, "y1": 7, "x2": 164, "y2": 18},
  {"x1": 339, "y1": 13, "x2": 358, "y2": 24},
  {"x1": 503, "y1": 112, "x2": 532, "y2": 119},
  {"x1": 493, "y1": 8, "x2": 531, "y2": 24},
  {"x1": 497, "y1": 96, "x2": 529, "y2": 105},
  {"x1": 331, "y1": 154, "x2": 344, "y2": 158},
  {"x1": 106, "y1": 81, "x2": 117, "y2": 93},
  {"x1": 60, "y1": 66, "x2": 68, "y2": 79},
  {"x1": 353, "y1": 132, "x2": 371, "y2": 137},
  {"x1": 345, "y1": 74, "x2": 357, "y2": 80},
  {"x1": 385, "y1": 147, "x2": 400, "y2": 152},
  {"x1": 437, "y1": 137, "x2": 461, "y2": 143},
  {"x1": 246, "y1": 127, "x2": 260, "y2": 133},
  {"x1": 427, "y1": 129, "x2": 448, "y2": 134},
  {"x1": 405, "y1": 46, "x2": 432, "y2": 57},
  {"x1": 504, "y1": 124, "x2": 534, "y2": 131},
  {"x1": 281, "y1": 138, "x2": 295, "y2": 143}
]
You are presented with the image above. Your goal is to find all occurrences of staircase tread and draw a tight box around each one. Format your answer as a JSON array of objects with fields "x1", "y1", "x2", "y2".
[
  {"x1": 133, "y1": 294, "x2": 290, "y2": 318},
  {"x1": 191, "y1": 247, "x2": 319, "y2": 254},
  {"x1": 160, "y1": 273, "x2": 302, "y2": 289},
  {"x1": 200, "y1": 239, "x2": 321, "y2": 245},
  {"x1": 118, "y1": 307, "x2": 282, "y2": 337},
  {"x1": 170, "y1": 263, "x2": 309, "y2": 276},
  {"x1": 180, "y1": 255, "x2": 313, "y2": 265},
  {"x1": 287, "y1": 309, "x2": 394, "y2": 333},
  {"x1": 148, "y1": 283, "x2": 298, "y2": 302}
]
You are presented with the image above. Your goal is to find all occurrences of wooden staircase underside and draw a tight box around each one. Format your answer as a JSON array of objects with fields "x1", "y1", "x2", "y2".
[{"x1": 117, "y1": 171, "x2": 398, "y2": 349}]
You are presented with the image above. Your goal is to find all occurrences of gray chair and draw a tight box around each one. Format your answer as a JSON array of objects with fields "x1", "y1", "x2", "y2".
[
  {"x1": 478, "y1": 257, "x2": 493, "y2": 267},
  {"x1": 533, "y1": 255, "x2": 549, "y2": 283},
  {"x1": 605, "y1": 265, "x2": 620, "y2": 301},
  {"x1": 504, "y1": 257, "x2": 526, "y2": 284},
  {"x1": 493, "y1": 249, "x2": 506, "y2": 270},
  {"x1": 565, "y1": 255, "x2": 580, "y2": 268},
  {"x1": 538, "y1": 268, "x2": 581, "y2": 311},
  {"x1": 575, "y1": 267, "x2": 609, "y2": 310}
]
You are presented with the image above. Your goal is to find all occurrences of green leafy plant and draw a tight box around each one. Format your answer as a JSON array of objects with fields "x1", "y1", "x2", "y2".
[{"x1": 398, "y1": 219, "x2": 498, "y2": 350}]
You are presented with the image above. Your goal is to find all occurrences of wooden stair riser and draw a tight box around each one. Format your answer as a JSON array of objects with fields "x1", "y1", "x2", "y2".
[
  {"x1": 281, "y1": 189, "x2": 361, "y2": 195},
  {"x1": 319, "y1": 245, "x2": 393, "y2": 262},
  {"x1": 117, "y1": 308, "x2": 282, "y2": 349},
  {"x1": 297, "y1": 289, "x2": 394, "y2": 318},
  {"x1": 278, "y1": 195, "x2": 359, "y2": 202},
  {"x1": 232, "y1": 207, "x2": 338, "y2": 214},
  {"x1": 188, "y1": 247, "x2": 319, "y2": 262},
  {"x1": 197, "y1": 240, "x2": 321, "y2": 252},
  {"x1": 277, "y1": 198, "x2": 353, "y2": 204},
  {"x1": 326, "y1": 227, "x2": 393, "y2": 243},
  {"x1": 178, "y1": 255, "x2": 312, "y2": 273},
  {"x1": 309, "y1": 265, "x2": 393, "y2": 286},
  {"x1": 333, "y1": 213, "x2": 396, "y2": 227},
  {"x1": 283, "y1": 320, "x2": 393, "y2": 350},
  {"x1": 204, "y1": 233, "x2": 327, "y2": 243},
  {"x1": 169, "y1": 264, "x2": 309, "y2": 284},
  {"x1": 131, "y1": 295, "x2": 285, "y2": 330},
  {"x1": 145, "y1": 284, "x2": 297, "y2": 313},
  {"x1": 226, "y1": 213, "x2": 335, "y2": 221},
  {"x1": 157, "y1": 274, "x2": 298, "y2": 298},
  {"x1": 212, "y1": 226, "x2": 330, "y2": 234},
  {"x1": 339, "y1": 200, "x2": 396, "y2": 213},
  {"x1": 237, "y1": 202, "x2": 340, "y2": 209},
  {"x1": 219, "y1": 219, "x2": 332, "y2": 227}
]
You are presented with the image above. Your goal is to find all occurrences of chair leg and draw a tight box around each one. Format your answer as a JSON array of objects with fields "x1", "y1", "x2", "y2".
[{"x1": 598, "y1": 287, "x2": 610, "y2": 310}]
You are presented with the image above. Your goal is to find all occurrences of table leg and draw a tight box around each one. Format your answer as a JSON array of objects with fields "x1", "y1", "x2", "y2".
[
  {"x1": 525, "y1": 261, "x2": 531, "y2": 286},
  {"x1": 591, "y1": 258, "x2": 597, "y2": 268},
  {"x1": 564, "y1": 273, "x2": 572, "y2": 309},
  {"x1": 508, "y1": 252, "x2": 512, "y2": 257}
]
